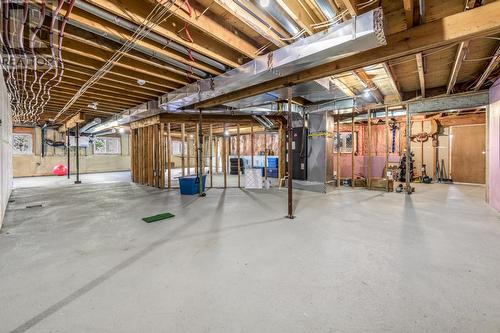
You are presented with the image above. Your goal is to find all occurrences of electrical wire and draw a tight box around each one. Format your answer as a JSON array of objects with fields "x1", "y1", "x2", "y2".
[{"x1": 55, "y1": 0, "x2": 179, "y2": 121}]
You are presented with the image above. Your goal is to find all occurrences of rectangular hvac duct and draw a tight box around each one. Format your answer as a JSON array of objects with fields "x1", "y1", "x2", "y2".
[{"x1": 160, "y1": 7, "x2": 386, "y2": 112}]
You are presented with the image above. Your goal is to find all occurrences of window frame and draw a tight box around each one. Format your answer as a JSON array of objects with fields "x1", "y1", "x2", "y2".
[
  {"x1": 93, "y1": 137, "x2": 122, "y2": 155},
  {"x1": 12, "y1": 133, "x2": 33, "y2": 155}
]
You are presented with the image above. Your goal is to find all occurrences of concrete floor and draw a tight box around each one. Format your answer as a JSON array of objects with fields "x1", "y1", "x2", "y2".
[
  {"x1": 13, "y1": 169, "x2": 277, "y2": 190},
  {"x1": 1, "y1": 173, "x2": 500, "y2": 332}
]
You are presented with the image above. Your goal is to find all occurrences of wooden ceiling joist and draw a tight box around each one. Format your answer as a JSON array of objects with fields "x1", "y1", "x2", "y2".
[
  {"x1": 276, "y1": 0, "x2": 314, "y2": 36},
  {"x1": 382, "y1": 62, "x2": 402, "y2": 102},
  {"x1": 353, "y1": 69, "x2": 384, "y2": 103},
  {"x1": 210, "y1": 0, "x2": 287, "y2": 47},
  {"x1": 153, "y1": 0, "x2": 259, "y2": 60},
  {"x1": 81, "y1": 0, "x2": 241, "y2": 68},
  {"x1": 447, "y1": 41, "x2": 469, "y2": 94},
  {"x1": 340, "y1": 0, "x2": 358, "y2": 17},
  {"x1": 473, "y1": 43, "x2": 500, "y2": 91},
  {"x1": 403, "y1": 0, "x2": 415, "y2": 28},
  {"x1": 416, "y1": 52, "x2": 426, "y2": 97}
]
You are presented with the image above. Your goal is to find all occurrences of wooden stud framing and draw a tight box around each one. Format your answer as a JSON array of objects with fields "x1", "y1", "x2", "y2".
[
  {"x1": 264, "y1": 131, "x2": 268, "y2": 179},
  {"x1": 223, "y1": 124, "x2": 227, "y2": 188},
  {"x1": 181, "y1": 123, "x2": 186, "y2": 176},
  {"x1": 209, "y1": 124, "x2": 213, "y2": 187},
  {"x1": 215, "y1": 137, "x2": 220, "y2": 175},
  {"x1": 237, "y1": 124, "x2": 241, "y2": 188},
  {"x1": 251, "y1": 122, "x2": 255, "y2": 168},
  {"x1": 279, "y1": 123, "x2": 286, "y2": 180}
]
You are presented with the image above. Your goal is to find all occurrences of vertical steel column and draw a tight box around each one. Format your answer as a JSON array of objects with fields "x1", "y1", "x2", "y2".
[
  {"x1": 74, "y1": 123, "x2": 81, "y2": 184},
  {"x1": 287, "y1": 88, "x2": 294, "y2": 219},
  {"x1": 351, "y1": 111, "x2": 355, "y2": 187},
  {"x1": 406, "y1": 105, "x2": 412, "y2": 194},
  {"x1": 67, "y1": 129, "x2": 71, "y2": 179}
]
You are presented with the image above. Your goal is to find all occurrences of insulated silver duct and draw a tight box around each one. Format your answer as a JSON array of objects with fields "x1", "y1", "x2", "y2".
[
  {"x1": 73, "y1": 0, "x2": 227, "y2": 74},
  {"x1": 258, "y1": 0, "x2": 302, "y2": 37},
  {"x1": 63, "y1": 18, "x2": 206, "y2": 78},
  {"x1": 315, "y1": 0, "x2": 337, "y2": 19},
  {"x1": 160, "y1": 7, "x2": 386, "y2": 111},
  {"x1": 94, "y1": 8, "x2": 386, "y2": 132},
  {"x1": 93, "y1": 128, "x2": 116, "y2": 136},
  {"x1": 80, "y1": 118, "x2": 101, "y2": 134}
]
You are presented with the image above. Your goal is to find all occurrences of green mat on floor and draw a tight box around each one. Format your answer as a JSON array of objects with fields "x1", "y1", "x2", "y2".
[{"x1": 142, "y1": 212, "x2": 175, "y2": 223}]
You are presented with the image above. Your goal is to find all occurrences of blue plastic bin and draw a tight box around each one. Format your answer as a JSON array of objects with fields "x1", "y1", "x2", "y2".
[
  {"x1": 267, "y1": 157, "x2": 278, "y2": 167},
  {"x1": 179, "y1": 175, "x2": 207, "y2": 195}
]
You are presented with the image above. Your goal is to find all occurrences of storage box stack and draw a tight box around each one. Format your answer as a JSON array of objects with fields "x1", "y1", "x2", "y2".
[
  {"x1": 230, "y1": 158, "x2": 245, "y2": 175},
  {"x1": 266, "y1": 157, "x2": 279, "y2": 178}
]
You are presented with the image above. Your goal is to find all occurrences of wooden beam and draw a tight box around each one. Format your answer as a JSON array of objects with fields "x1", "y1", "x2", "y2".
[
  {"x1": 341, "y1": 0, "x2": 358, "y2": 17},
  {"x1": 237, "y1": 123, "x2": 241, "y2": 188},
  {"x1": 353, "y1": 69, "x2": 384, "y2": 103},
  {"x1": 211, "y1": 0, "x2": 287, "y2": 47},
  {"x1": 80, "y1": 0, "x2": 240, "y2": 68},
  {"x1": 167, "y1": 123, "x2": 172, "y2": 189},
  {"x1": 382, "y1": 62, "x2": 402, "y2": 102},
  {"x1": 473, "y1": 44, "x2": 500, "y2": 91},
  {"x1": 60, "y1": 112, "x2": 87, "y2": 131},
  {"x1": 194, "y1": 2, "x2": 500, "y2": 109},
  {"x1": 152, "y1": 0, "x2": 259, "y2": 60},
  {"x1": 416, "y1": 52, "x2": 426, "y2": 98},
  {"x1": 130, "y1": 116, "x2": 160, "y2": 129},
  {"x1": 447, "y1": 41, "x2": 469, "y2": 94},
  {"x1": 276, "y1": 0, "x2": 314, "y2": 36},
  {"x1": 403, "y1": 0, "x2": 415, "y2": 28}
]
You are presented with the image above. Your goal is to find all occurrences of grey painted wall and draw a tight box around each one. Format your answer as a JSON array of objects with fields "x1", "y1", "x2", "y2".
[{"x1": 0, "y1": 74, "x2": 13, "y2": 229}]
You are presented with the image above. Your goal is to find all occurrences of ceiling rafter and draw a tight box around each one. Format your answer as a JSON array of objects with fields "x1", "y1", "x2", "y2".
[
  {"x1": 416, "y1": 52, "x2": 426, "y2": 98},
  {"x1": 81, "y1": 0, "x2": 242, "y2": 68}
]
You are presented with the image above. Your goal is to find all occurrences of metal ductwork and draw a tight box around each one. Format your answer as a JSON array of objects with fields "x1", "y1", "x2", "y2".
[
  {"x1": 65, "y1": 19, "x2": 207, "y2": 78},
  {"x1": 252, "y1": 115, "x2": 276, "y2": 130},
  {"x1": 92, "y1": 128, "x2": 116, "y2": 136},
  {"x1": 233, "y1": 0, "x2": 288, "y2": 39},
  {"x1": 315, "y1": 0, "x2": 337, "y2": 19},
  {"x1": 94, "y1": 8, "x2": 386, "y2": 132},
  {"x1": 73, "y1": 0, "x2": 227, "y2": 74},
  {"x1": 160, "y1": 8, "x2": 386, "y2": 112},
  {"x1": 79, "y1": 118, "x2": 101, "y2": 134},
  {"x1": 258, "y1": 0, "x2": 302, "y2": 37}
]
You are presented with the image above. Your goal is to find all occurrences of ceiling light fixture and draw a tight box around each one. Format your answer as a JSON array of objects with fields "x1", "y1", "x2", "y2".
[
  {"x1": 362, "y1": 89, "x2": 371, "y2": 99},
  {"x1": 259, "y1": 0, "x2": 270, "y2": 7}
]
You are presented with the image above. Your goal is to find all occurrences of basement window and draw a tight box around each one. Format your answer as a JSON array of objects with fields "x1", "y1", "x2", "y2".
[
  {"x1": 13, "y1": 133, "x2": 33, "y2": 155},
  {"x1": 335, "y1": 132, "x2": 357, "y2": 153},
  {"x1": 94, "y1": 137, "x2": 121, "y2": 155}
]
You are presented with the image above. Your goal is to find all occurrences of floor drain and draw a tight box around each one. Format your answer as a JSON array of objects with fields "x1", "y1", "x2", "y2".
[{"x1": 26, "y1": 204, "x2": 43, "y2": 209}]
